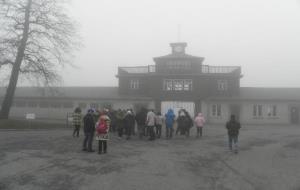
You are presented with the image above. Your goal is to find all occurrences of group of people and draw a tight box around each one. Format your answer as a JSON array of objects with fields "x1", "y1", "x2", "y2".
[{"x1": 72, "y1": 107, "x2": 241, "y2": 154}]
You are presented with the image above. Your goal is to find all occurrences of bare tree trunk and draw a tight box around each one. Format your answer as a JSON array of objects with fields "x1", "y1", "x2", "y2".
[{"x1": 0, "y1": 0, "x2": 32, "y2": 119}]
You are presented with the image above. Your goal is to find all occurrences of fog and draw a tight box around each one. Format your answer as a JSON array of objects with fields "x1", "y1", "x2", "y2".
[{"x1": 62, "y1": 0, "x2": 300, "y2": 87}]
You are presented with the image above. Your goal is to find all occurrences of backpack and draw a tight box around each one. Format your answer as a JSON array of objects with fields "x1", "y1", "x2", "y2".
[{"x1": 96, "y1": 121, "x2": 108, "y2": 134}]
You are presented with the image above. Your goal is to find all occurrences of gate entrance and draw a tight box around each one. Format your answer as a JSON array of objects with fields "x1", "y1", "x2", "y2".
[{"x1": 161, "y1": 101, "x2": 195, "y2": 117}]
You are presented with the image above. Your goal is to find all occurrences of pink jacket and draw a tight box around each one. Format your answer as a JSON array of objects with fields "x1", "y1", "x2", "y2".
[{"x1": 194, "y1": 113, "x2": 205, "y2": 128}]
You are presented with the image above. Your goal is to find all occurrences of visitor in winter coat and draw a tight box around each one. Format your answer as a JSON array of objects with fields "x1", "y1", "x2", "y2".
[
  {"x1": 72, "y1": 107, "x2": 82, "y2": 137},
  {"x1": 183, "y1": 110, "x2": 193, "y2": 137},
  {"x1": 124, "y1": 110, "x2": 135, "y2": 140},
  {"x1": 116, "y1": 109, "x2": 124, "y2": 138},
  {"x1": 82, "y1": 109, "x2": 95, "y2": 152},
  {"x1": 155, "y1": 112, "x2": 164, "y2": 138},
  {"x1": 226, "y1": 115, "x2": 241, "y2": 153},
  {"x1": 146, "y1": 110, "x2": 156, "y2": 141},
  {"x1": 95, "y1": 111, "x2": 110, "y2": 154},
  {"x1": 176, "y1": 110, "x2": 186, "y2": 135},
  {"x1": 194, "y1": 113, "x2": 205, "y2": 137},
  {"x1": 165, "y1": 109, "x2": 175, "y2": 139},
  {"x1": 135, "y1": 108, "x2": 147, "y2": 139}
]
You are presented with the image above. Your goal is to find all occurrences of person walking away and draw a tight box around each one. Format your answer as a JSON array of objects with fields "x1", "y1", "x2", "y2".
[
  {"x1": 194, "y1": 113, "x2": 205, "y2": 138},
  {"x1": 146, "y1": 109, "x2": 156, "y2": 141},
  {"x1": 124, "y1": 110, "x2": 135, "y2": 140},
  {"x1": 183, "y1": 110, "x2": 193, "y2": 138},
  {"x1": 83, "y1": 109, "x2": 95, "y2": 152},
  {"x1": 165, "y1": 109, "x2": 175, "y2": 139},
  {"x1": 72, "y1": 107, "x2": 82, "y2": 137},
  {"x1": 226, "y1": 115, "x2": 241, "y2": 153},
  {"x1": 116, "y1": 109, "x2": 124, "y2": 138},
  {"x1": 95, "y1": 111, "x2": 111, "y2": 154},
  {"x1": 135, "y1": 108, "x2": 147, "y2": 139},
  {"x1": 155, "y1": 112, "x2": 164, "y2": 138},
  {"x1": 176, "y1": 110, "x2": 186, "y2": 135}
]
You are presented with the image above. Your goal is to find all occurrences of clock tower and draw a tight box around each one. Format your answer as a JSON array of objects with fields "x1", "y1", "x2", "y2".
[{"x1": 170, "y1": 42, "x2": 187, "y2": 54}]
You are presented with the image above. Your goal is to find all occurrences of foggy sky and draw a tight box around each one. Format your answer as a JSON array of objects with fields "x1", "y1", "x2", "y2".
[{"x1": 62, "y1": 0, "x2": 300, "y2": 87}]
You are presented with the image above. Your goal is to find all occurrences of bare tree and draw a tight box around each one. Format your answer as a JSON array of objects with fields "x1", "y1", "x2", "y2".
[{"x1": 0, "y1": 0, "x2": 79, "y2": 119}]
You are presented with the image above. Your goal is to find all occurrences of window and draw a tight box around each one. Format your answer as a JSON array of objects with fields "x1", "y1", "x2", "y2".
[
  {"x1": 253, "y1": 105, "x2": 263, "y2": 117},
  {"x1": 130, "y1": 79, "x2": 139, "y2": 89},
  {"x1": 217, "y1": 80, "x2": 228, "y2": 91},
  {"x1": 50, "y1": 101, "x2": 61, "y2": 108},
  {"x1": 163, "y1": 79, "x2": 173, "y2": 91},
  {"x1": 212, "y1": 104, "x2": 221, "y2": 117},
  {"x1": 27, "y1": 101, "x2": 38, "y2": 108},
  {"x1": 267, "y1": 105, "x2": 277, "y2": 117},
  {"x1": 173, "y1": 80, "x2": 183, "y2": 91},
  {"x1": 40, "y1": 101, "x2": 49, "y2": 108},
  {"x1": 184, "y1": 80, "x2": 193, "y2": 91},
  {"x1": 163, "y1": 79, "x2": 193, "y2": 91}
]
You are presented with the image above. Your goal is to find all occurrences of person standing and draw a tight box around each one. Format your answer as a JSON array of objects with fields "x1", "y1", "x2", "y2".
[
  {"x1": 95, "y1": 111, "x2": 110, "y2": 154},
  {"x1": 124, "y1": 110, "x2": 135, "y2": 140},
  {"x1": 165, "y1": 109, "x2": 175, "y2": 139},
  {"x1": 135, "y1": 108, "x2": 147, "y2": 139},
  {"x1": 155, "y1": 112, "x2": 164, "y2": 138},
  {"x1": 116, "y1": 109, "x2": 124, "y2": 138},
  {"x1": 226, "y1": 115, "x2": 241, "y2": 153},
  {"x1": 72, "y1": 107, "x2": 82, "y2": 137},
  {"x1": 183, "y1": 110, "x2": 193, "y2": 138},
  {"x1": 82, "y1": 109, "x2": 95, "y2": 152},
  {"x1": 176, "y1": 110, "x2": 186, "y2": 135},
  {"x1": 194, "y1": 113, "x2": 205, "y2": 138},
  {"x1": 146, "y1": 109, "x2": 156, "y2": 141}
]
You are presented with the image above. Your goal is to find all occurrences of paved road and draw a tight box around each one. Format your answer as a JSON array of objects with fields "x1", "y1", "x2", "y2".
[{"x1": 1, "y1": 125, "x2": 300, "y2": 190}]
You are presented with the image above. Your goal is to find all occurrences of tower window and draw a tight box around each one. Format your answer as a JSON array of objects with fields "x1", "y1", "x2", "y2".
[
  {"x1": 130, "y1": 79, "x2": 139, "y2": 89},
  {"x1": 217, "y1": 80, "x2": 228, "y2": 91}
]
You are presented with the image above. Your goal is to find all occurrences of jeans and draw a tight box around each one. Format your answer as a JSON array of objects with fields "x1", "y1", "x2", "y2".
[
  {"x1": 228, "y1": 135, "x2": 238, "y2": 151},
  {"x1": 197, "y1": 128, "x2": 203, "y2": 137},
  {"x1": 166, "y1": 127, "x2": 173, "y2": 139},
  {"x1": 73, "y1": 125, "x2": 80, "y2": 137},
  {"x1": 148, "y1": 126, "x2": 155, "y2": 140},
  {"x1": 98, "y1": 140, "x2": 107, "y2": 153},
  {"x1": 138, "y1": 124, "x2": 145, "y2": 139},
  {"x1": 83, "y1": 132, "x2": 94, "y2": 151},
  {"x1": 155, "y1": 124, "x2": 162, "y2": 138}
]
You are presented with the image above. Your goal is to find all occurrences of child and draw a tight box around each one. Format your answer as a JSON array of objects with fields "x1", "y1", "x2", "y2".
[
  {"x1": 95, "y1": 110, "x2": 110, "y2": 154},
  {"x1": 194, "y1": 113, "x2": 205, "y2": 138}
]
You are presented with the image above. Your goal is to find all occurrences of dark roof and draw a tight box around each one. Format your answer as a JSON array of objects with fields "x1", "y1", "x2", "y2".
[
  {"x1": 153, "y1": 53, "x2": 204, "y2": 61},
  {"x1": 208, "y1": 87, "x2": 300, "y2": 101},
  {"x1": 0, "y1": 86, "x2": 152, "y2": 100}
]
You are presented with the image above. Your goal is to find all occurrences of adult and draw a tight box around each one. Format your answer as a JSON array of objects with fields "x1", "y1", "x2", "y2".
[
  {"x1": 176, "y1": 110, "x2": 186, "y2": 135},
  {"x1": 83, "y1": 109, "x2": 95, "y2": 152},
  {"x1": 194, "y1": 113, "x2": 205, "y2": 138},
  {"x1": 183, "y1": 110, "x2": 193, "y2": 138},
  {"x1": 146, "y1": 109, "x2": 156, "y2": 141},
  {"x1": 72, "y1": 107, "x2": 82, "y2": 137},
  {"x1": 124, "y1": 110, "x2": 135, "y2": 140},
  {"x1": 155, "y1": 112, "x2": 164, "y2": 138},
  {"x1": 226, "y1": 115, "x2": 241, "y2": 153},
  {"x1": 165, "y1": 109, "x2": 175, "y2": 139},
  {"x1": 135, "y1": 108, "x2": 147, "y2": 139},
  {"x1": 116, "y1": 109, "x2": 124, "y2": 138},
  {"x1": 95, "y1": 111, "x2": 111, "y2": 154}
]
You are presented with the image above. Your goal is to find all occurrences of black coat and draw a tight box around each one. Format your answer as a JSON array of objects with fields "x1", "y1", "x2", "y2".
[
  {"x1": 226, "y1": 121, "x2": 241, "y2": 136},
  {"x1": 135, "y1": 111, "x2": 147, "y2": 126},
  {"x1": 124, "y1": 114, "x2": 135, "y2": 128},
  {"x1": 83, "y1": 113, "x2": 95, "y2": 134}
]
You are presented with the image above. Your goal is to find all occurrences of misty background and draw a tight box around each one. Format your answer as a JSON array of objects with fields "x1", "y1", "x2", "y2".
[{"x1": 17, "y1": 0, "x2": 300, "y2": 87}]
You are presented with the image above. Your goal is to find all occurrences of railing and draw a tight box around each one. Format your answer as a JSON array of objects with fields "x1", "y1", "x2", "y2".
[
  {"x1": 119, "y1": 65, "x2": 240, "y2": 74},
  {"x1": 119, "y1": 65, "x2": 156, "y2": 74},
  {"x1": 201, "y1": 65, "x2": 240, "y2": 74}
]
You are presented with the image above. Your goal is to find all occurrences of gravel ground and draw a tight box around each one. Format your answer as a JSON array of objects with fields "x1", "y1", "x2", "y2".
[{"x1": 1, "y1": 125, "x2": 300, "y2": 190}]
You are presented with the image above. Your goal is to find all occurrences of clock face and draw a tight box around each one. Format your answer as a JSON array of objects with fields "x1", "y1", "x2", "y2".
[{"x1": 174, "y1": 46, "x2": 183, "y2": 53}]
